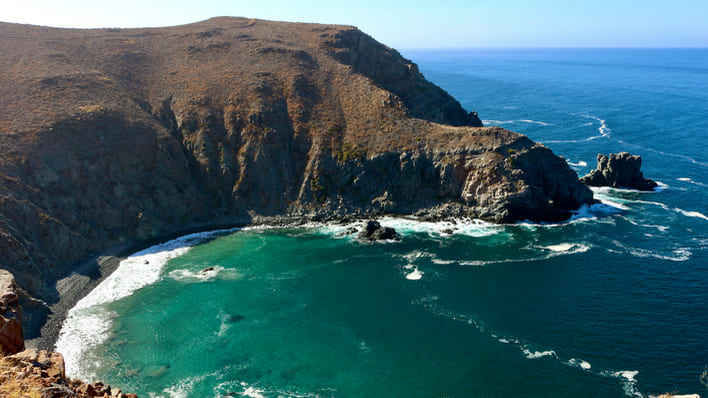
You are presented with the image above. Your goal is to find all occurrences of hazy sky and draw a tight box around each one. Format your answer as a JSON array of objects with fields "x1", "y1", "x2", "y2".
[{"x1": 3, "y1": 0, "x2": 708, "y2": 48}]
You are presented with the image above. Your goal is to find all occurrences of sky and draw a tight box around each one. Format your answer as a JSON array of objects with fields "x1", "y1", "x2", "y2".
[{"x1": 2, "y1": 0, "x2": 708, "y2": 48}]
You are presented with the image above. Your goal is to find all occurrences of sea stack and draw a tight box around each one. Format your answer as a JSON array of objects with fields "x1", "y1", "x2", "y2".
[{"x1": 581, "y1": 152, "x2": 658, "y2": 191}]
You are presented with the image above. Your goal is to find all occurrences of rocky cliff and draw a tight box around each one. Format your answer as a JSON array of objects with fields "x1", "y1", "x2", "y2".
[
  {"x1": 0, "y1": 269, "x2": 23, "y2": 354},
  {"x1": 581, "y1": 152, "x2": 658, "y2": 191},
  {"x1": 0, "y1": 17, "x2": 593, "y2": 316},
  {"x1": 0, "y1": 270, "x2": 137, "y2": 396}
]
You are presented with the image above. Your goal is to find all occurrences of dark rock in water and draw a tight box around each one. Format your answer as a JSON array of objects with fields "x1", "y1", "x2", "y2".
[
  {"x1": 358, "y1": 220, "x2": 399, "y2": 241},
  {"x1": 343, "y1": 227, "x2": 359, "y2": 235},
  {"x1": 201, "y1": 266, "x2": 215, "y2": 273},
  {"x1": 228, "y1": 314, "x2": 245, "y2": 323},
  {"x1": 580, "y1": 152, "x2": 658, "y2": 191}
]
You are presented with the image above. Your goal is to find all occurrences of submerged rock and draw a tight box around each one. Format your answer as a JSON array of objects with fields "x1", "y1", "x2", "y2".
[
  {"x1": 581, "y1": 152, "x2": 658, "y2": 191},
  {"x1": 358, "y1": 220, "x2": 399, "y2": 241}
]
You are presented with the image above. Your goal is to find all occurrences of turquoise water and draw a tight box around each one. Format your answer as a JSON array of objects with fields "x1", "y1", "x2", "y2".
[{"x1": 56, "y1": 49, "x2": 708, "y2": 397}]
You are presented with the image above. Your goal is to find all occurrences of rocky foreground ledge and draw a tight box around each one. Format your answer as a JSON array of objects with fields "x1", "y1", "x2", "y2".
[{"x1": 1, "y1": 270, "x2": 138, "y2": 397}]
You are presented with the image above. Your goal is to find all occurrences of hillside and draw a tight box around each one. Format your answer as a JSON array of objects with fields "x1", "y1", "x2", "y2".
[{"x1": 0, "y1": 17, "x2": 593, "y2": 328}]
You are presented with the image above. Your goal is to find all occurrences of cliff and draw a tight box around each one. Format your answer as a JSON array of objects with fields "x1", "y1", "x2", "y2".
[{"x1": 0, "y1": 17, "x2": 593, "y2": 318}]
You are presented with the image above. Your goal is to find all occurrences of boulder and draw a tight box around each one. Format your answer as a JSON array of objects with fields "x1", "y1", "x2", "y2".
[
  {"x1": 10, "y1": 349, "x2": 65, "y2": 380},
  {"x1": 580, "y1": 152, "x2": 658, "y2": 191},
  {"x1": 358, "y1": 221, "x2": 399, "y2": 241},
  {"x1": 0, "y1": 269, "x2": 24, "y2": 355}
]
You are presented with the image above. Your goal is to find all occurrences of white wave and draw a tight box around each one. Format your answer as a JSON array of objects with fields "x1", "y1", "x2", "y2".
[
  {"x1": 523, "y1": 349, "x2": 557, "y2": 359},
  {"x1": 402, "y1": 252, "x2": 427, "y2": 280},
  {"x1": 582, "y1": 114, "x2": 611, "y2": 138},
  {"x1": 544, "y1": 243, "x2": 579, "y2": 252},
  {"x1": 405, "y1": 267, "x2": 424, "y2": 280},
  {"x1": 545, "y1": 114, "x2": 611, "y2": 144},
  {"x1": 676, "y1": 177, "x2": 707, "y2": 187},
  {"x1": 673, "y1": 207, "x2": 708, "y2": 221},
  {"x1": 243, "y1": 386, "x2": 267, "y2": 398},
  {"x1": 601, "y1": 370, "x2": 642, "y2": 397},
  {"x1": 568, "y1": 358, "x2": 592, "y2": 370},
  {"x1": 609, "y1": 240, "x2": 692, "y2": 262},
  {"x1": 567, "y1": 160, "x2": 588, "y2": 167},
  {"x1": 378, "y1": 216, "x2": 501, "y2": 238},
  {"x1": 569, "y1": 202, "x2": 624, "y2": 222},
  {"x1": 160, "y1": 371, "x2": 219, "y2": 398},
  {"x1": 459, "y1": 242, "x2": 590, "y2": 266},
  {"x1": 519, "y1": 119, "x2": 553, "y2": 126},
  {"x1": 310, "y1": 217, "x2": 501, "y2": 240},
  {"x1": 651, "y1": 181, "x2": 668, "y2": 192},
  {"x1": 431, "y1": 258, "x2": 456, "y2": 265},
  {"x1": 167, "y1": 265, "x2": 241, "y2": 283},
  {"x1": 212, "y1": 380, "x2": 323, "y2": 398},
  {"x1": 55, "y1": 229, "x2": 235, "y2": 380},
  {"x1": 482, "y1": 119, "x2": 516, "y2": 125},
  {"x1": 622, "y1": 217, "x2": 670, "y2": 232}
]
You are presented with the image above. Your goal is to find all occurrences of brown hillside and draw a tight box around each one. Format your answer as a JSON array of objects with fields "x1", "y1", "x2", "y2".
[{"x1": 0, "y1": 17, "x2": 593, "y2": 329}]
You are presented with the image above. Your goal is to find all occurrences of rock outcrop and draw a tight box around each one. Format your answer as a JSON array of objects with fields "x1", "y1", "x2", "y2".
[
  {"x1": 0, "y1": 269, "x2": 24, "y2": 355},
  {"x1": 0, "y1": 17, "x2": 593, "y2": 327},
  {"x1": 581, "y1": 152, "x2": 658, "y2": 191},
  {"x1": 358, "y1": 220, "x2": 399, "y2": 241},
  {"x1": 1, "y1": 348, "x2": 138, "y2": 397},
  {"x1": 0, "y1": 269, "x2": 137, "y2": 397}
]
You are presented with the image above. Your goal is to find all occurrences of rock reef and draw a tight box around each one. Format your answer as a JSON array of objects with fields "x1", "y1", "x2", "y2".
[
  {"x1": 358, "y1": 220, "x2": 399, "y2": 241},
  {"x1": 581, "y1": 152, "x2": 658, "y2": 191},
  {"x1": 0, "y1": 17, "x2": 593, "y2": 333}
]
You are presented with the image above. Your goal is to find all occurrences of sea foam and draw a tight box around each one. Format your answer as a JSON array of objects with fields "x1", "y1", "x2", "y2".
[
  {"x1": 673, "y1": 207, "x2": 708, "y2": 221},
  {"x1": 55, "y1": 229, "x2": 234, "y2": 380}
]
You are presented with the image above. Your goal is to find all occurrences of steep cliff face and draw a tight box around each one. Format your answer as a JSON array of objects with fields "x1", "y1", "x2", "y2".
[{"x1": 0, "y1": 17, "x2": 593, "y2": 302}]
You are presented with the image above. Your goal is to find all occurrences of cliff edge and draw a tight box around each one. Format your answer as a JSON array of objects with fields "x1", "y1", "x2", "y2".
[{"x1": 0, "y1": 17, "x2": 593, "y2": 321}]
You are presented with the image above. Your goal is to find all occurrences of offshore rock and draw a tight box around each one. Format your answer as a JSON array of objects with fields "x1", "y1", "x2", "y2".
[
  {"x1": 0, "y1": 269, "x2": 24, "y2": 355},
  {"x1": 358, "y1": 220, "x2": 399, "y2": 241},
  {"x1": 581, "y1": 152, "x2": 658, "y2": 191}
]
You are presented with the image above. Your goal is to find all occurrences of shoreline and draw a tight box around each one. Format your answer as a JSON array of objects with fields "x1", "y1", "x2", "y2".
[
  {"x1": 25, "y1": 204, "x2": 602, "y2": 351},
  {"x1": 25, "y1": 213, "x2": 358, "y2": 350},
  {"x1": 25, "y1": 220, "x2": 255, "y2": 351}
]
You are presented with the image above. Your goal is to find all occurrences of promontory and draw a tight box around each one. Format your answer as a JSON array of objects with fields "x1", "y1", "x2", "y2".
[{"x1": 0, "y1": 17, "x2": 593, "y2": 334}]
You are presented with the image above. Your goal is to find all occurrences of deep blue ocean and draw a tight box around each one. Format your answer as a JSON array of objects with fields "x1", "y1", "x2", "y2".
[{"x1": 56, "y1": 48, "x2": 708, "y2": 397}]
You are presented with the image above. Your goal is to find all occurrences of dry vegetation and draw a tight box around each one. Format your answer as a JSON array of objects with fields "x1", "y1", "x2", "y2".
[{"x1": 0, "y1": 355, "x2": 44, "y2": 398}]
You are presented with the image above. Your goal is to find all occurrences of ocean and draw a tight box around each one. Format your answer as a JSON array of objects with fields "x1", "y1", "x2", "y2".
[{"x1": 55, "y1": 48, "x2": 708, "y2": 397}]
